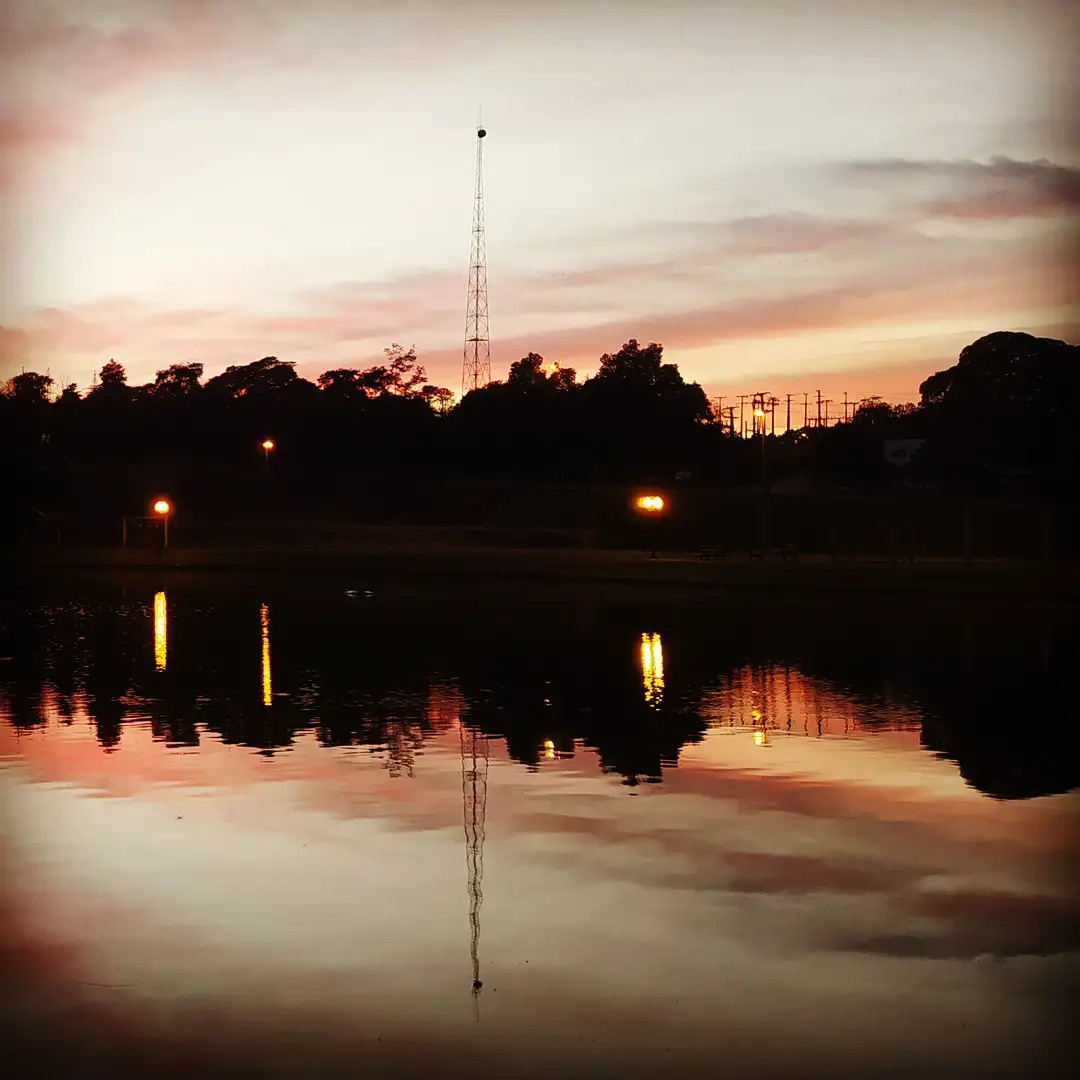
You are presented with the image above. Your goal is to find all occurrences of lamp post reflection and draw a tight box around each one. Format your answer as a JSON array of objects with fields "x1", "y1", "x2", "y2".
[
  {"x1": 260, "y1": 603, "x2": 272, "y2": 706},
  {"x1": 153, "y1": 591, "x2": 167, "y2": 672},
  {"x1": 640, "y1": 631, "x2": 664, "y2": 707},
  {"x1": 751, "y1": 707, "x2": 769, "y2": 746}
]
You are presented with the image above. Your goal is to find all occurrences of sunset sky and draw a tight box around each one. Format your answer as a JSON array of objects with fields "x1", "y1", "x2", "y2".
[{"x1": 1, "y1": 0, "x2": 1077, "y2": 403}]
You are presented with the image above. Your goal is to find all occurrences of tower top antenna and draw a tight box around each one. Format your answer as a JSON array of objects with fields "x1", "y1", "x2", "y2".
[{"x1": 477, "y1": 104, "x2": 486, "y2": 139}]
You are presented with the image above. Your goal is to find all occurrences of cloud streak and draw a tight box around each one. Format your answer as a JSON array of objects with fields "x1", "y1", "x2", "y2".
[
  {"x1": 2, "y1": 192, "x2": 1076, "y2": 394},
  {"x1": 838, "y1": 156, "x2": 1080, "y2": 220}
]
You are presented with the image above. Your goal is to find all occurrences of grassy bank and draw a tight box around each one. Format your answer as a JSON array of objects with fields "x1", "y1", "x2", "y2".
[{"x1": 10, "y1": 542, "x2": 1078, "y2": 599}]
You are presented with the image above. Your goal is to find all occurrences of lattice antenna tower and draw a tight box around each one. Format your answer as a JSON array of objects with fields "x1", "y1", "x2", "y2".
[{"x1": 461, "y1": 109, "x2": 490, "y2": 397}]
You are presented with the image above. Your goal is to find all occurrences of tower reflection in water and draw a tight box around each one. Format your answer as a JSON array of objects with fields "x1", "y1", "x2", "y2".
[{"x1": 460, "y1": 718, "x2": 488, "y2": 1018}]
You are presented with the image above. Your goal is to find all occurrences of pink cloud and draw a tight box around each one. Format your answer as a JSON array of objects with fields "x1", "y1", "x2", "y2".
[
  {"x1": 0, "y1": 1, "x2": 282, "y2": 190},
  {"x1": 3, "y1": 197, "x2": 1076, "y2": 393}
]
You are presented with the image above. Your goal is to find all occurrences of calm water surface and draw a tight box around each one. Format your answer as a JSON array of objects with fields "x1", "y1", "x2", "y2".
[{"x1": 2, "y1": 576, "x2": 1077, "y2": 1080}]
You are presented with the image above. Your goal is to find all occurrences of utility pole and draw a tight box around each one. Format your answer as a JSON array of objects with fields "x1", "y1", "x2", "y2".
[
  {"x1": 769, "y1": 395, "x2": 779, "y2": 436},
  {"x1": 816, "y1": 390, "x2": 822, "y2": 429},
  {"x1": 727, "y1": 405, "x2": 736, "y2": 436},
  {"x1": 716, "y1": 395, "x2": 724, "y2": 426},
  {"x1": 803, "y1": 392, "x2": 809, "y2": 429},
  {"x1": 843, "y1": 392, "x2": 850, "y2": 423},
  {"x1": 823, "y1": 398, "x2": 833, "y2": 427},
  {"x1": 738, "y1": 395, "x2": 747, "y2": 438},
  {"x1": 785, "y1": 393, "x2": 792, "y2": 434}
]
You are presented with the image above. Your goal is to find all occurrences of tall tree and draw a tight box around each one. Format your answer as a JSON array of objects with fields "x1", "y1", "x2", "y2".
[
  {"x1": 317, "y1": 368, "x2": 366, "y2": 401},
  {"x1": 153, "y1": 362, "x2": 204, "y2": 397},
  {"x1": 3, "y1": 371, "x2": 53, "y2": 404},
  {"x1": 383, "y1": 343, "x2": 426, "y2": 396},
  {"x1": 507, "y1": 353, "x2": 547, "y2": 390},
  {"x1": 205, "y1": 356, "x2": 298, "y2": 398}
]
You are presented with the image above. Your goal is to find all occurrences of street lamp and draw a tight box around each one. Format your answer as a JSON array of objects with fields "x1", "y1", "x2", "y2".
[
  {"x1": 152, "y1": 498, "x2": 172, "y2": 550},
  {"x1": 633, "y1": 492, "x2": 666, "y2": 559},
  {"x1": 753, "y1": 407, "x2": 769, "y2": 551},
  {"x1": 261, "y1": 438, "x2": 275, "y2": 461}
]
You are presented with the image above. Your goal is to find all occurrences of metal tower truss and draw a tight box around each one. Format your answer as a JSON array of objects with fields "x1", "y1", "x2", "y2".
[{"x1": 462, "y1": 118, "x2": 490, "y2": 397}]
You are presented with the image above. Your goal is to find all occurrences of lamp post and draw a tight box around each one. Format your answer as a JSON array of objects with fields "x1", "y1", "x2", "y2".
[
  {"x1": 753, "y1": 407, "x2": 769, "y2": 553},
  {"x1": 152, "y1": 498, "x2": 172, "y2": 550},
  {"x1": 753, "y1": 408, "x2": 767, "y2": 484},
  {"x1": 260, "y1": 439, "x2": 276, "y2": 519},
  {"x1": 634, "y1": 493, "x2": 666, "y2": 559}
]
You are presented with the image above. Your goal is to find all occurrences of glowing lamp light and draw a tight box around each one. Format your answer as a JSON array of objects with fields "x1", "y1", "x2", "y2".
[
  {"x1": 635, "y1": 494, "x2": 665, "y2": 512},
  {"x1": 261, "y1": 439, "x2": 275, "y2": 452},
  {"x1": 152, "y1": 499, "x2": 171, "y2": 516}
]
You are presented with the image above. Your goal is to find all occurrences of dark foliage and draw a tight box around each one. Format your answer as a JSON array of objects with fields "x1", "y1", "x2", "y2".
[{"x1": 1, "y1": 331, "x2": 1075, "y2": 542}]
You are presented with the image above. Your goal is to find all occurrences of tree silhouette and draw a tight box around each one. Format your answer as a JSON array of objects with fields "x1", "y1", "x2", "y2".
[
  {"x1": 205, "y1": 356, "x2": 305, "y2": 399},
  {"x1": 1, "y1": 329, "x2": 1076, "y2": 547},
  {"x1": 3, "y1": 371, "x2": 53, "y2": 404},
  {"x1": 98, "y1": 360, "x2": 127, "y2": 387},
  {"x1": 918, "y1": 331, "x2": 1079, "y2": 495},
  {"x1": 153, "y1": 362, "x2": 204, "y2": 398},
  {"x1": 507, "y1": 352, "x2": 547, "y2": 390},
  {"x1": 317, "y1": 367, "x2": 368, "y2": 402}
]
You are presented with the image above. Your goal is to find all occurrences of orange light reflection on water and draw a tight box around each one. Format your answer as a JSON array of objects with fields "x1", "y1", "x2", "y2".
[
  {"x1": 260, "y1": 604, "x2": 272, "y2": 706},
  {"x1": 153, "y1": 591, "x2": 167, "y2": 672}
]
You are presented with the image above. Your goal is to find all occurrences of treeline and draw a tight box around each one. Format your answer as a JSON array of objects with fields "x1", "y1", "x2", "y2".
[
  {"x1": 4, "y1": 584, "x2": 1074, "y2": 798},
  {"x1": 2, "y1": 331, "x2": 1077, "y2": 533}
]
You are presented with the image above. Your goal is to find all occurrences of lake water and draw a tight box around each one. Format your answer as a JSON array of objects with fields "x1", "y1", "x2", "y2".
[{"x1": 2, "y1": 575, "x2": 1077, "y2": 1080}]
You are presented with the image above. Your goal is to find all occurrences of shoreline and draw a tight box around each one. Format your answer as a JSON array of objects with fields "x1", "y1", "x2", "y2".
[{"x1": 9, "y1": 544, "x2": 1078, "y2": 599}]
